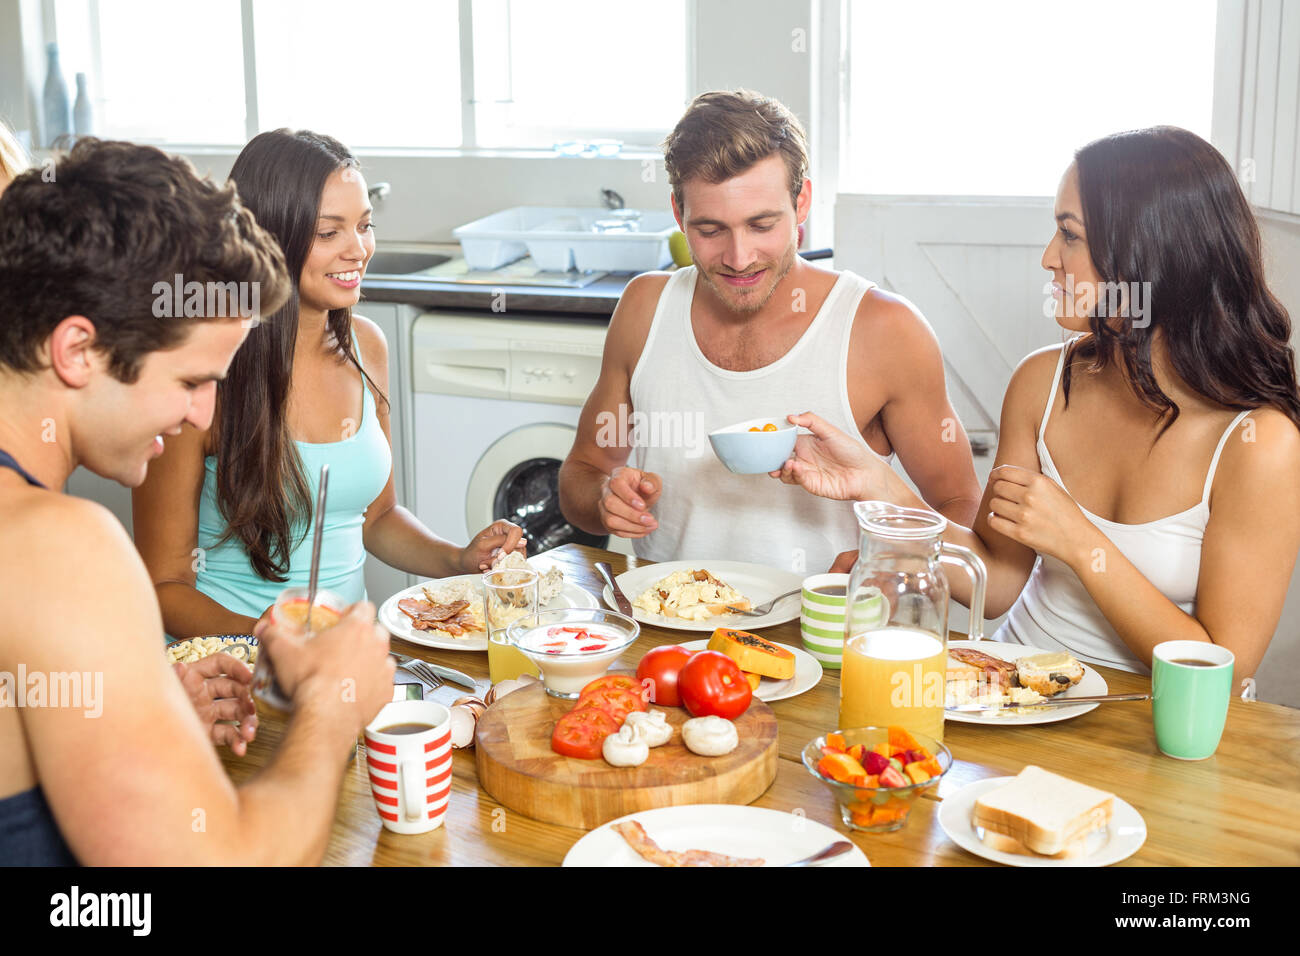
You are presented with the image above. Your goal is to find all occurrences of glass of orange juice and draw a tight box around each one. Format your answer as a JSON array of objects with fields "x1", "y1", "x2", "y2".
[
  {"x1": 252, "y1": 586, "x2": 346, "y2": 713},
  {"x1": 483, "y1": 569, "x2": 540, "y2": 684}
]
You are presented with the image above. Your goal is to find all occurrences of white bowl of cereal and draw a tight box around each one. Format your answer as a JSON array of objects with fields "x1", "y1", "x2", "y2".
[{"x1": 165, "y1": 633, "x2": 260, "y2": 668}]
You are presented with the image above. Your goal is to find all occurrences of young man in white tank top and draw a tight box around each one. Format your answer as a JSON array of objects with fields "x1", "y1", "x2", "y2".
[{"x1": 559, "y1": 91, "x2": 982, "y2": 574}]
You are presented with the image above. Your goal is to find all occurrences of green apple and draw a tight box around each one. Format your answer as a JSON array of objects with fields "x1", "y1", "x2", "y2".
[{"x1": 668, "y1": 230, "x2": 692, "y2": 267}]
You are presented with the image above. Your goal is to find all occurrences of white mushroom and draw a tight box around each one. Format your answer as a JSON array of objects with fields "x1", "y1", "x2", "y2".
[
  {"x1": 602, "y1": 723, "x2": 650, "y2": 767},
  {"x1": 624, "y1": 710, "x2": 673, "y2": 747},
  {"x1": 681, "y1": 716, "x2": 739, "y2": 757}
]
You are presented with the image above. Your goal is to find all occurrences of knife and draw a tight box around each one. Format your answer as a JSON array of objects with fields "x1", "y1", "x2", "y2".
[
  {"x1": 422, "y1": 661, "x2": 481, "y2": 693},
  {"x1": 595, "y1": 561, "x2": 634, "y2": 617},
  {"x1": 947, "y1": 692, "x2": 1149, "y2": 713}
]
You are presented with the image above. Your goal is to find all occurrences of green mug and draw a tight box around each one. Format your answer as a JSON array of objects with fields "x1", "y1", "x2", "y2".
[{"x1": 1151, "y1": 640, "x2": 1234, "y2": 760}]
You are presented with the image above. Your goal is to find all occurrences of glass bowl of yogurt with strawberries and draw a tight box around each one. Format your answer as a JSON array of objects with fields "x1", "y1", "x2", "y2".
[{"x1": 508, "y1": 609, "x2": 641, "y2": 699}]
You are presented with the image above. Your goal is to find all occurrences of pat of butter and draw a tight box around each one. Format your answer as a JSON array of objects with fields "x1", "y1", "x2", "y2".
[{"x1": 1019, "y1": 652, "x2": 1072, "y2": 670}]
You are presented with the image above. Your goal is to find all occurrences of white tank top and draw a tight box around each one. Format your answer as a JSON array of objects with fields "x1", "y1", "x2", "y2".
[
  {"x1": 994, "y1": 343, "x2": 1251, "y2": 672},
  {"x1": 628, "y1": 265, "x2": 886, "y2": 574}
]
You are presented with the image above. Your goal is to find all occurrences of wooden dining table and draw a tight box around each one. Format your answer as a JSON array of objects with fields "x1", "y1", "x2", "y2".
[{"x1": 220, "y1": 543, "x2": 1300, "y2": 866}]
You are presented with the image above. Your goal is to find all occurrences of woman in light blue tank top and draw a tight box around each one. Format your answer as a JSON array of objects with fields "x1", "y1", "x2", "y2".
[{"x1": 133, "y1": 131, "x2": 523, "y2": 636}]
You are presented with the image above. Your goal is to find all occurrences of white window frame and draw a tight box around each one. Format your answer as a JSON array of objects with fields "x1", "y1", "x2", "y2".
[{"x1": 41, "y1": 0, "x2": 695, "y2": 155}]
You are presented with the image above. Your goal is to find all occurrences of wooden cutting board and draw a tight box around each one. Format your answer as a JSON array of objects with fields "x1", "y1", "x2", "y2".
[{"x1": 475, "y1": 683, "x2": 779, "y2": 829}]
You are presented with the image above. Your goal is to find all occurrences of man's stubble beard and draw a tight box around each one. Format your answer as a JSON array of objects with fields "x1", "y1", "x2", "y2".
[{"x1": 697, "y1": 240, "x2": 799, "y2": 316}]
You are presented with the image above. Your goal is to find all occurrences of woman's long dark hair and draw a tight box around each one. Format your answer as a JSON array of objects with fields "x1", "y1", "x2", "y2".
[
  {"x1": 1063, "y1": 126, "x2": 1300, "y2": 435},
  {"x1": 216, "y1": 129, "x2": 386, "y2": 581}
]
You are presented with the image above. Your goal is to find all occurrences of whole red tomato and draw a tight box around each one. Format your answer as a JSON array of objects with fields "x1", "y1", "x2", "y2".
[
  {"x1": 677, "y1": 650, "x2": 752, "y2": 719},
  {"x1": 635, "y1": 644, "x2": 693, "y2": 708}
]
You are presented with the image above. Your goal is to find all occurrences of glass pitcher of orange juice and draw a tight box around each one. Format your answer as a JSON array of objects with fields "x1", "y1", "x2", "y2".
[{"x1": 839, "y1": 502, "x2": 987, "y2": 742}]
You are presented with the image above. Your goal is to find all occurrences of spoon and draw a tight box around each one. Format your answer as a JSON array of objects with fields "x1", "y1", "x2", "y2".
[{"x1": 784, "y1": 840, "x2": 855, "y2": 867}]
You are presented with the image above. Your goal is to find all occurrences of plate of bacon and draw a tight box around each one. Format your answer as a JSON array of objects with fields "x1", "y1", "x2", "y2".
[
  {"x1": 378, "y1": 559, "x2": 599, "y2": 651},
  {"x1": 563, "y1": 805, "x2": 870, "y2": 867},
  {"x1": 944, "y1": 640, "x2": 1108, "y2": 725}
]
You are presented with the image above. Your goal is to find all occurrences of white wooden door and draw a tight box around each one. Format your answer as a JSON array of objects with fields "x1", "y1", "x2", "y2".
[{"x1": 834, "y1": 193, "x2": 1062, "y2": 487}]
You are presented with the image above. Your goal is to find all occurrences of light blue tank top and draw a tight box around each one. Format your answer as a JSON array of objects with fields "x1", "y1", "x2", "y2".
[{"x1": 195, "y1": 337, "x2": 392, "y2": 618}]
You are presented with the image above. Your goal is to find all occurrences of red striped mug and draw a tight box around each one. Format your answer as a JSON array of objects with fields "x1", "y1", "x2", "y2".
[{"x1": 363, "y1": 700, "x2": 453, "y2": 834}]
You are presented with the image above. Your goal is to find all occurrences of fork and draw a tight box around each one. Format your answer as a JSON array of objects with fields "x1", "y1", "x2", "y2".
[
  {"x1": 391, "y1": 653, "x2": 445, "y2": 690},
  {"x1": 730, "y1": 588, "x2": 801, "y2": 617}
]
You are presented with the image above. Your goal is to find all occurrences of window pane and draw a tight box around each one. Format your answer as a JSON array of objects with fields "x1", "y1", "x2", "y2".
[
  {"x1": 254, "y1": 0, "x2": 461, "y2": 148},
  {"x1": 88, "y1": 0, "x2": 247, "y2": 145},
  {"x1": 844, "y1": 0, "x2": 1216, "y2": 195},
  {"x1": 474, "y1": 0, "x2": 687, "y2": 147}
]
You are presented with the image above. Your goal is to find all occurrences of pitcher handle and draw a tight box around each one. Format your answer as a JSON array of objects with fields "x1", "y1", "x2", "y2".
[{"x1": 939, "y1": 544, "x2": 987, "y2": 641}]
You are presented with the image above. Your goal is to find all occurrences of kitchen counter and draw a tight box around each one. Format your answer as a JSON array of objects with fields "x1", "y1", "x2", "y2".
[
  {"x1": 360, "y1": 242, "x2": 634, "y2": 316},
  {"x1": 361, "y1": 271, "x2": 631, "y2": 316}
]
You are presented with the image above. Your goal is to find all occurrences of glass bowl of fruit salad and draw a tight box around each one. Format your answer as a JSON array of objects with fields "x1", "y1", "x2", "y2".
[{"x1": 801, "y1": 726, "x2": 952, "y2": 832}]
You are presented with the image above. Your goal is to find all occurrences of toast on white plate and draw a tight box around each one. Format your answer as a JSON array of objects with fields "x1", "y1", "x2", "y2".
[
  {"x1": 1015, "y1": 651, "x2": 1085, "y2": 696},
  {"x1": 972, "y1": 765, "x2": 1114, "y2": 857}
]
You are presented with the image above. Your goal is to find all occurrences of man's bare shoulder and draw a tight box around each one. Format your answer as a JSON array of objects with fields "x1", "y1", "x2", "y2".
[
  {"x1": 615, "y1": 271, "x2": 673, "y2": 323},
  {"x1": 0, "y1": 491, "x2": 141, "y2": 635},
  {"x1": 850, "y1": 287, "x2": 944, "y2": 380},
  {"x1": 854, "y1": 287, "x2": 938, "y2": 346},
  {"x1": 603, "y1": 271, "x2": 674, "y2": 368}
]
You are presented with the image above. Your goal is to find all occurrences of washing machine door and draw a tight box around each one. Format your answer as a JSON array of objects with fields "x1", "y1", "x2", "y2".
[{"x1": 466, "y1": 423, "x2": 609, "y2": 552}]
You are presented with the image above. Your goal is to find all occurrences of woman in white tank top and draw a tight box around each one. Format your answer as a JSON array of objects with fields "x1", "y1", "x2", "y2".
[{"x1": 773, "y1": 127, "x2": 1300, "y2": 682}]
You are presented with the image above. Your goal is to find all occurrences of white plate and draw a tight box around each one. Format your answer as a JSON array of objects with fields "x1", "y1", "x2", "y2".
[
  {"x1": 944, "y1": 640, "x2": 1108, "y2": 725},
  {"x1": 563, "y1": 804, "x2": 870, "y2": 867},
  {"x1": 939, "y1": 776, "x2": 1147, "y2": 867},
  {"x1": 677, "y1": 638, "x2": 822, "y2": 703},
  {"x1": 602, "y1": 560, "x2": 803, "y2": 632},
  {"x1": 378, "y1": 560, "x2": 599, "y2": 651}
]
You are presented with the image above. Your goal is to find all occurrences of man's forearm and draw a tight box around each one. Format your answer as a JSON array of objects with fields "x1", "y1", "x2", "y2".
[
  {"x1": 235, "y1": 686, "x2": 360, "y2": 865},
  {"x1": 558, "y1": 458, "x2": 609, "y2": 535}
]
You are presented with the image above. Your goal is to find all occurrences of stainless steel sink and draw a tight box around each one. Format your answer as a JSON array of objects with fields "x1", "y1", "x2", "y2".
[{"x1": 365, "y1": 251, "x2": 451, "y2": 276}]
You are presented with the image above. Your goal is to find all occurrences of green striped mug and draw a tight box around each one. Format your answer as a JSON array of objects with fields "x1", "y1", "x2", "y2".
[{"x1": 800, "y1": 574, "x2": 887, "y2": 669}]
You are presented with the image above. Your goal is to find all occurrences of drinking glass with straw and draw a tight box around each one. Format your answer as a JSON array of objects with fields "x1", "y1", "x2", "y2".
[{"x1": 252, "y1": 465, "x2": 346, "y2": 712}]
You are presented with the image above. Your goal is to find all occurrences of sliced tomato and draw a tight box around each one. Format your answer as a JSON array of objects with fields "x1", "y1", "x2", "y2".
[
  {"x1": 573, "y1": 686, "x2": 647, "y2": 725},
  {"x1": 579, "y1": 674, "x2": 645, "y2": 700},
  {"x1": 551, "y1": 707, "x2": 619, "y2": 760}
]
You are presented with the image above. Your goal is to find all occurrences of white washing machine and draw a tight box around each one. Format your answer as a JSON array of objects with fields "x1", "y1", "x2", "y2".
[{"x1": 410, "y1": 311, "x2": 635, "y2": 557}]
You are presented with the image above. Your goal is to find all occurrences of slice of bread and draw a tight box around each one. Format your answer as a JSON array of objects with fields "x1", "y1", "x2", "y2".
[
  {"x1": 978, "y1": 828, "x2": 1092, "y2": 860},
  {"x1": 973, "y1": 766, "x2": 1113, "y2": 857},
  {"x1": 1016, "y1": 652, "x2": 1084, "y2": 696}
]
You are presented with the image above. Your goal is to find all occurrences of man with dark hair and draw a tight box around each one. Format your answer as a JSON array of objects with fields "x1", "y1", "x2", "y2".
[
  {"x1": 559, "y1": 90, "x2": 981, "y2": 574},
  {"x1": 0, "y1": 139, "x2": 395, "y2": 864}
]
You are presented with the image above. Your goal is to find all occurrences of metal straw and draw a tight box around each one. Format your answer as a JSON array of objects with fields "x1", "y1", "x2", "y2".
[{"x1": 304, "y1": 464, "x2": 330, "y2": 634}]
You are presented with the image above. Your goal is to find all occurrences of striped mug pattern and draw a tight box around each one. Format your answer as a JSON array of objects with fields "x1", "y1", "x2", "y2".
[{"x1": 364, "y1": 700, "x2": 453, "y2": 834}]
